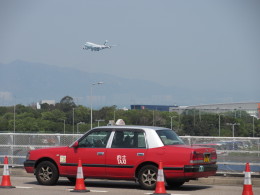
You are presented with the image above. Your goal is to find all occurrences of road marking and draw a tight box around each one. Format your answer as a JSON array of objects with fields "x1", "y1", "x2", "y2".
[
  {"x1": 15, "y1": 186, "x2": 33, "y2": 189},
  {"x1": 90, "y1": 190, "x2": 108, "y2": 193}
]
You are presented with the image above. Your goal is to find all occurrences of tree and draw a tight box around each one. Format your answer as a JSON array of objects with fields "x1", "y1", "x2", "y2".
[
  {"x1": 74, "y1": 106, "x2": 90, "y2": 124},
  {"x1": 58, "y1": 96, "x2": 76, "y2": 112},
  {"x1": 41, "y1": 109, "x2": 66, "y2": 122}
]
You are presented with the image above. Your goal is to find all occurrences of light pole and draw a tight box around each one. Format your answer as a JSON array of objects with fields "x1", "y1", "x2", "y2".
[
  {"x1": 96, "y1": 119, "x2": 105, "y2": 127},
  {"x1": 77, "y1": 122, "x2": 85, "y2": 134},
  {"x1": 90, "y1": 82, "x2": 104, "y2": 129},
  {"x1": 252, "y1": 116, "x2": 255, "y2": 137},
  {"x1": 218, "y1": 114, "x2": 224, "y2": 137},
  {"x1": 169, "y1": 116, "x2": 177, "y2": 130},
  {"x1": 14, "y1": 103, "x2": 16, "y2": 133},
  {"x1": 63, "y1": 120, "x2": 65, "y2": 134},
  {"x1": 226, "y1": 123, "x2": 240, "y2": 150},
  {"x1": 72, "y1": 108, "x2": 75, "y2": 134},
  {"x1": 226, "y1": 123, "x2": 240, "y2": 137}
]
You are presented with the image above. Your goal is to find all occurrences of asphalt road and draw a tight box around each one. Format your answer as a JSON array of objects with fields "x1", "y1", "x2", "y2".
[{"x1": 1, "y1": 176, "x2": 260, "y2": 195}]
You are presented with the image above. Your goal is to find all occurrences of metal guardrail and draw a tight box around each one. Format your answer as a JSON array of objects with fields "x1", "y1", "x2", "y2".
[{"x1": 0, "y1": 133, "x2": 259, "y2": 174}]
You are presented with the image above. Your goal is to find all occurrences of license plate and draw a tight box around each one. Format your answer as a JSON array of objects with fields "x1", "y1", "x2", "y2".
[{"x1": 204, "y1": 153, "x2": 211, "y2": 162}]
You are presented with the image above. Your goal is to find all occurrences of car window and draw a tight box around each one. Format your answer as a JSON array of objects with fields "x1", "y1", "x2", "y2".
[
  {"x1": 78, "y1": 130, "x2": 111, "y2": 148},
  {"x1": 156, "y1": 130, "x2": 184, "y2": 145},
  {"x1": 111, "y1": 130, "x2": 146, "y2": 148}
]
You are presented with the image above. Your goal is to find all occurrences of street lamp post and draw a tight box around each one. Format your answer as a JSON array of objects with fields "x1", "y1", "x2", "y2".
[
  {"x1": 72, "y1": 108, "x2": 75, "y2": 134},
  {"x1": 90, "y1": 82, "x2": 104, "y2": 129},
  {"x1": 96, "y1": 119, "x2": 105, "y2": 127},
  {"x1": 63, "y1": 120, "x2": 65, "y2": 134},
  {"x1": 169, "y1": 116, "x2": 177, "y2": 130},
  {"x1": 218, "y1": 114, "x2": 224, "y2": 137},
  {"x1": 14, "y1": 103, "x2": 16, "y2": 133},
  {"x1": 77, "y1": 122, "x2": 85, "y2": 134},
  {"x1": 252, "y1": 116, "x2": 255, "y2": 137},
  {"x1": 226, "y1": 123, "x2": 240, "y2": 150},
  {"x1": 226, "y1": 123, "x2": 240, "y2": 137}
]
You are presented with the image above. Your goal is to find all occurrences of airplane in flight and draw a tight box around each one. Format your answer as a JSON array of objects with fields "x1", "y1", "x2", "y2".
[{"x1": 83, "y1": 40, "x2": 115, "y2": 51}]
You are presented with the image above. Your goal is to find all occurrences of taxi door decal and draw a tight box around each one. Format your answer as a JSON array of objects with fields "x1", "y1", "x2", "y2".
[
  {"x1": 60, "y1": 155, "x2": 66, "y2": 163},
  {"x1": 117, "y1": 155, "x2": 127, "y2": 164}
]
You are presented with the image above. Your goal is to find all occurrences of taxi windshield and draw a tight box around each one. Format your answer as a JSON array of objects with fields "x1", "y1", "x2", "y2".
[{"x1": 156, "y1": 129, "x2": 184, "y2": 145}]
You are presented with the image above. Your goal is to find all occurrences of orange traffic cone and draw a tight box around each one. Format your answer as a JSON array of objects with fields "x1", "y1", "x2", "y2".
[
  {"x1": 0, "y1": 156, "x2": 15, "y2": 188},
  {"x1": 152, "y1": 161, "x2": 170, "y2": 195},
  {"x1": 242, "y1": 162, "x2": 254, "y2": 195},
  {"x1": 71, "y1": 159, "x2": 90, "y2": 192}
]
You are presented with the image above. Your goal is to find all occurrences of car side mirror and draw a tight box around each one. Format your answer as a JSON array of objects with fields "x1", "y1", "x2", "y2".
[{"x1": 72, "y1": 141, "x2": 79, "y2": 148}]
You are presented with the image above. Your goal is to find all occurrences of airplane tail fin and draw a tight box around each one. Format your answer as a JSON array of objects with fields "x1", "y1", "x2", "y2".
[{"x1": 104, "y1": 40, "x2": 108, "y2": 45}]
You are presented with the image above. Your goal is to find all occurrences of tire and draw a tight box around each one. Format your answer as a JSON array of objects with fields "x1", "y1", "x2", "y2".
[
  {"x1": 166, "y1": 180, "x2": 185, "y2": 188},
  {"x1": 138, "y1": 165, "x2": 158, "y2": 190},
  {"x1": 35, "y1": 161, "x2": 59, "y2": 185}
]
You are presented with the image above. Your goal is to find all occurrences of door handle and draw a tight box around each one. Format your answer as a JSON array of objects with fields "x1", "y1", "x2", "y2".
[
  {"x1": 137, "y1": 153, "x2": 144, "y2": 156},
  {"x1": 97, "y1": 152, "x2": 104, "y2": 156}
]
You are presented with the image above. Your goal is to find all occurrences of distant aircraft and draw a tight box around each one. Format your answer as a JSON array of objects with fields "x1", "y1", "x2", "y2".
[{"x1": 83, "y1": 40, "x2": 115, "y2": 51}]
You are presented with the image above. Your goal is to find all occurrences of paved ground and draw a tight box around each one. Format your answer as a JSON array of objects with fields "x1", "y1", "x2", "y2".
[
  {"x1": 6, "y1": 167, "x2": 260, "y2": 187},
  {"x1": 1, "y1": 176, "x2": 260, "y2": 195}
]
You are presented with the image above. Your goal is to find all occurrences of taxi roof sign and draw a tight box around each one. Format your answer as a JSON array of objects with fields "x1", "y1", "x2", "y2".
[{"x1": 115, "y1": 119, "x2": 125, "y2": 126}]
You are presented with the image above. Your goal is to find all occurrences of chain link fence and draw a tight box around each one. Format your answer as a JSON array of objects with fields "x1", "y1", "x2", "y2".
[
  {"x1": 0, "y1": 133, "x2": 259, "y2": 175},
  {"x1": 181, "y1": 136, "x2": 260, "y2": 175}
]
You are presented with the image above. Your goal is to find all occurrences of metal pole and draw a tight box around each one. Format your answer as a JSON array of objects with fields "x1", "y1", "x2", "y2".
[
  {"x1": 114, "y1": 110, "x2": 116, "y2": 122},
  {"x1": 14, "y1": 104, "x2": 16, "y2": 133},
  {"x1": 178, "y1": 112, "x2": 180, "y2": 130},
  {"x1": 73, "y1": 108, "x2": 75, "y2": 134},
  {"x1": 96, "y1": 119, "x2": 105, "y2": 127},
  {"x1": 193, "y1": 109, "x2": 195, "y2": 127},
  {"x1": 63, "y1": 120, "x2": 65, "y2": 134},
  {"x1": 90, "y1": 82, "x2": 104, "y2": 129},
  {"x1": 169, "y1": 116, "x2": 177, "y2": 130},
  {"x1": 77, "y1": 122, "x2": 85, "y2": 134},
  {"x1": 232, "y1": 124, "x2": 234, "y2": 137},
  {"x1": 153, "y1": 110, "x2": 155, "y2": 126},
  {"x1": 226, "y1": 123, "x2": 240, "y2": 137},
  {"x1": 253, "y1": 116, "x2": 255, "y2": 137},
  {"x1": 218, "y1": 114, "x2": 222, "y2": 137},
  {"x1": 171, "y1": 117, "x2": 173, "y2": 130},
  {"x1": 90, "y1": 85, "x2": 93, "y2": 129}
]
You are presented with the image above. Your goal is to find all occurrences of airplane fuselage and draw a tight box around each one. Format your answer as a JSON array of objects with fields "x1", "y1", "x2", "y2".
[{"x1": 83, "y1": 41, "x2": 111, "y2": 51}]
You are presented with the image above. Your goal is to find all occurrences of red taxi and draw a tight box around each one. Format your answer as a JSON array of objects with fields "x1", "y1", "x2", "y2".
[{"x1": 24, "y1": 125, "x2": 217, "y2": 189}]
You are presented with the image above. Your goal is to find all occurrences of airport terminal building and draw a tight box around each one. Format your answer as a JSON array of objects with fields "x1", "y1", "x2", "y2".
[
  {"x1": 170, "y1": 102, "x2": 260, "y2": 119},
  {"x1": 131, "y1": 102, "x2": 260, "y2": 119},
  {"x1": 130, "y1": 105, "x2": 177, "y2": 112}
]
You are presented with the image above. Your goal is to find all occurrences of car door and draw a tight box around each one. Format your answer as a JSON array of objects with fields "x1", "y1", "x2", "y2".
[
  {"x1": 65, "y1": 130, "x2": 111, "y2": 177},
  {"x1": 106, "y1": 129, "x2": 147, "y2": 179}
]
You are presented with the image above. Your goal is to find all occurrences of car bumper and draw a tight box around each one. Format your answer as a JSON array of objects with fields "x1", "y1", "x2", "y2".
[
  {"x1": 164, "y1": 164, "x2": 217, "y2": 172},
  {"x1": 24, "y1": 160, "x2": 36, "y2": 173},
  {"x1": 184, "y1": 164, "x2": 218, "y2": 172},
  {"x1": 164, "y1": 164, "x2": 218, "y2": 179}
]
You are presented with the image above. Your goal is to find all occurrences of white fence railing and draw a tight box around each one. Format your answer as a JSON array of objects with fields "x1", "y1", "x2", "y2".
[{"x1": 0, "y1": 133, "x2": 259, "y2": 175}]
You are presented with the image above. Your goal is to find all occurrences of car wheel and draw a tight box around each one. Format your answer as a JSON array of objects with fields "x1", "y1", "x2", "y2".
[
  {"x1": 166, "y1": 180, "x2": 185, "y2": 188},
  {"x1": 138, "y1": 165, "x2": 158, "y2": 190},
  {"x1": 35, "y1": 161, "x2": 59, "y2": 185}
]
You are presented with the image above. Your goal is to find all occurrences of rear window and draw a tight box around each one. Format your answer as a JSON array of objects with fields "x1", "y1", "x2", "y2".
[{"x1": 156, "y1": 130, "x2": 184, "y2": 145}]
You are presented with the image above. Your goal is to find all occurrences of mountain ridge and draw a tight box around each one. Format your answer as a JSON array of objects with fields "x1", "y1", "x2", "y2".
[
  {"x1": 0, "y1": 60, "x2": 187, "y2": 107},
  {"x1": 0, "y1": 60, "x2": 255, "y2": 108}
]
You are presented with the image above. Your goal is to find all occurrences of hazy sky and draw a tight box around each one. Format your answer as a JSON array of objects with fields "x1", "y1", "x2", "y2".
[{"x1": 0, "y1": 0, "x2": 259, "y2": 104}]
